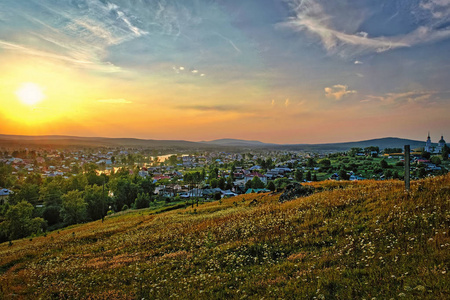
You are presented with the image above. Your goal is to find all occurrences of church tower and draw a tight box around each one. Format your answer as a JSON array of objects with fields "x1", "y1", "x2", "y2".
[
  {"x1": 425, "y1": 132, "x2": 432, "y2": 152},
  {"x1": 437, "y1": 135, "x2": 446, "y2": 153}
]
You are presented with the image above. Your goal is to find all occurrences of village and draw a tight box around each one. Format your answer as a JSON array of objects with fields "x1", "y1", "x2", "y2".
[{"x1": 1, "y1": 136, "x2": 449, "y2": 206}]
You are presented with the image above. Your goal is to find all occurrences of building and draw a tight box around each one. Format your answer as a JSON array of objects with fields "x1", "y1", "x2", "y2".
[
  {"x1": 425, "y1": 132, "x2": 432, "y2": 152},
  {"x1": 437, "y1": 135, "x2": 447, "y2": 153},
  {"x1": 425, "y1": 133, "x2": 446, "y2": 153}
]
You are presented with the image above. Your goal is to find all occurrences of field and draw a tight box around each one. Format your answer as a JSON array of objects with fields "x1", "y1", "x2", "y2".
[{"x1": 1, "y1": 175, "x2": 449, "y2": 299}]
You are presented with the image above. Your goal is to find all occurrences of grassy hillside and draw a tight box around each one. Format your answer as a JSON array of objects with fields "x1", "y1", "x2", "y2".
[{"x1": 1, "y1": 176, "x2": 449, "y2": 299}]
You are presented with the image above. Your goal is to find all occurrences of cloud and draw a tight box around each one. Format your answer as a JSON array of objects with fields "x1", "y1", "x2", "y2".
[
  {"x1": 0, "y1": 0, "x2": 148, "y2": 72},
  {"x1": 325, "y1": 84, "x2": 357, "y2": 100},
  {"x1": 420, "y1": 0, "x2": 450, "y2": 19},
  {"x1": 285, "y1": 98, "x2": 290, "y2": 107},
  {"x1": 278, "y1": 0, "x2": 450, "y2": 56},
  {"x1": 354, "y1": 60, "x2": 363, "y2": 64},
  {"x1": 97, "y1": 98, "x2": 132, "y2": 104},
  {"x1": 361, "y1": 91, "x2": 437, "y2": 104},
  {"x1": 177, "y1": 105, "x2": 238, "y2": 112}
]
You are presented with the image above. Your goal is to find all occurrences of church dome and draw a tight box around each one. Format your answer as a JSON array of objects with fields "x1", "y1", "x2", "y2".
[{"x1": 439, "y1": 136, "x2": 446, "y2": 144}]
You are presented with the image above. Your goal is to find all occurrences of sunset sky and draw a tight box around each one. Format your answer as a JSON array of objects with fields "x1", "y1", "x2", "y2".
[{"x1": 1, "y1": 0, "x2": 449, "y2": 144}]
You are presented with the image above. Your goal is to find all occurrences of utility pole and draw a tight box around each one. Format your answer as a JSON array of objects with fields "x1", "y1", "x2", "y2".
[
  {"x1": 102, "y1": 177, "x2": 105, "y2": 222},
  {"x1": 404, "y1": 145, "x2": 410, "y2": 191}
]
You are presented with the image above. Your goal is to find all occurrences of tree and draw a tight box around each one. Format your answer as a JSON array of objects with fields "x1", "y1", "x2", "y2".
[
  {"x1": 416, "y1": 166, "x2": 427, "y2": 178},
  {"x1": 339, "y1": 169, "x2": 349, "y2": 180},
  {"x1": 61, "y1": 190, "x2": 87, "y2": 225},
  {"x1": 267, "y1": 181, "x2": 276, "y2": 191},
  {"x1": 441, "y1": 144, "x2": 449, "y2": 161},
  {"x1": 84, "y1": 185, "x2": 107, "y2": 221},
  {"x1": 134, "y1": 192, "x2": 150, "y2": 209},
  {"x1": 294, "y1": 169, "x2": 303, "y2": 182},
  {"x1": 384, "y1": 169, "x2": 393, "y2": 179},
  {"x1": 40, "y1": 179, "x2": 63, "y2": 226},
  {"x1": 312, "y1": 173, "x2": 318, "y2": 181},
  {"x1": 167, "y1": 155, "x2": 178, "y2": 166},
  {"x1": 305, "y1": 171, "x2": 312, "y2": 181},
  {"x1": 380, "y1": 159, "x2": 389, "y2": 169},
  {"x1": 431, "y1": 156, "x2": 442, "y2": 166},
  {"x1": 218, "y1": 177, "x2": 226, "y2": 190},
  {"x1": 11, "y1": 183, "x2": 40, "y2": 206},
  {"x1": 210, "y1": 178, "x2": 218, "y2": 189},
  {"x1": 421, "y1": 150, "x2": 431, "y2": 160},
  {"x1": 3, "y1": 201, "x2": 45, "y2": 240},
  {"x1": 320, "y1": 159, "x2": 331, "y2": 167},
  {"x1": 349, "y1": 147, "x2": 363, "y2": 156},
  {"x1": 307, "y1": 158, "x2": 316, "y2": 168},
  {"x1": 225, "y1": 177, "x2": 233, "y2": 190},
  {"x1": 251, "y1": 176, "x2": 265, "y2": 189}
]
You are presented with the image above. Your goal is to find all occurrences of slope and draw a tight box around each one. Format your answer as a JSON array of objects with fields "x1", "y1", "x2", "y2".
[{"x1": 0, "y1": 176, "x2": 449, "y2": 299}]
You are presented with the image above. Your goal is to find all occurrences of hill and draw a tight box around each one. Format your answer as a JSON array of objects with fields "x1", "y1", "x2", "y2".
[
  {"x1": 0, "y1": 134, "x2": 425, "y2": 151},
  {"x1": 0, "y1": 134, "x2": 218, "y2": 150},
  {"x1": 201, "y1": 138, "x2": 275, "y2": 147},
  {"x1": 1, "y1": 175, "x2": 448, "y2": 299},
  {"x1": 280, "y1": 137, "x2": 426, "y2": 151}
]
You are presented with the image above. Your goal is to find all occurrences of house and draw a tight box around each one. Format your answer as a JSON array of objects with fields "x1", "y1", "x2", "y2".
[
  {"x1": 0, "y1": 188, "x2": 13, "y2": 205},
  {"x1": 244, "y1": 172, "x2": 267, "y2": 184}
]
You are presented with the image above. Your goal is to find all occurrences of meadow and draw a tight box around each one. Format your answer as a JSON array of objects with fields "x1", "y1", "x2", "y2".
[{"x1": 1, "y1": 175, "x2": 449, "y2": 299}]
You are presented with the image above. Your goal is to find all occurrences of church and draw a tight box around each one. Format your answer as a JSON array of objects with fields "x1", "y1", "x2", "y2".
[{"x1": 425, "y1": 133, "x2": 447, "y2": 153}]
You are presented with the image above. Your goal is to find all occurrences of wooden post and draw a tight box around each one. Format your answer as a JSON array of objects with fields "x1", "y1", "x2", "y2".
[{"x1": 404, "y1": 145, "x2": 410, "y2": 191}]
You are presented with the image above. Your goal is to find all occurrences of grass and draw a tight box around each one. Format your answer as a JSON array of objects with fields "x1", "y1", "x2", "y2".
[{"x1": 0, "y1": 175, "x2": 449, "y2": 299}]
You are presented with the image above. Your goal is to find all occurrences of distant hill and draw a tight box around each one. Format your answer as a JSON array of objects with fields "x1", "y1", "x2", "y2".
[
  {"x1": 203, "y1": 137, "x2": 425, "y2": 151},
  {"x1": 201, "y1": 138, "x2": 276, "y2": 147},
  {"x1": 0, "y1": 134, "x2": 216, "y2": 150},
  {"x1": 280, "y1": 137, "x2": 426, "y2": 151},
  {"x1": 0, "y1": 134, "x2": 426, "y2": 151}
]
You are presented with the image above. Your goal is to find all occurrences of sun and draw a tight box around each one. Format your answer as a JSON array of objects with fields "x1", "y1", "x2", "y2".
[{"x1": 15, "y1": 82, "x2": 46, "y2": 106}]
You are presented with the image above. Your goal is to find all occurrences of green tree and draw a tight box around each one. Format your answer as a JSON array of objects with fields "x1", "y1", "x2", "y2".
[
  {"x1": 3, "y1": 201, "x2": 45, "y2": 240},
  {"x1": 218, "y1": 177, "x2": 226, "y2": 190},
  {"x1": 266, "y1": 181, "x2": 276, "y2": 191},
  {"x1": 421, "y1": 150, "x2": 431, "y2": 160},
  {"x1": 431, "y1": 156, "x2": 442, "y2": 166},
  {"x1": 442, "y1": 144, "x2": 449, "y2": 161},
  {"x1": 312, "y1": 173, "x2": 318, "y2": 181},
  {"x1": 11, "y1": 183, "x2": 40, "y2": 205},
  {"x1": 380, "y1": 159, "x2": 389, "y2": 169},
  {"x1": 307, "y1": 158, "x2": 316, "y2": 168},
  {"x1": 84, "y1": 185, "x2": 107, "y2": 221},
  {"x1": 305, "y1": 171, "x2": 312, "y2": 181},
  {"x1": 294, "y1": 169, "x2": 303, "y2": 182},
  {"x1": 251, "y1": 176, "x2": 265, "y2": 189},
  {"x1": 210, "y1": 178, "x2": 218, "y2": 189},
  {"x1": 339, "y1": 169, "x2": 349, "y2": 180},
  {"x1": 320, "y1": 159, "x2": 331, "y2": 167},
  {"x1": 61, "y1": 190, "x2": 87, "y2": 225},
  {"x1": 134, "y1": 192, "x2": 150, "y2": 209}
]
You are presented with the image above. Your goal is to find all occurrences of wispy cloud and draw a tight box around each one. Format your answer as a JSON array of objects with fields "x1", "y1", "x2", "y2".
[
  {"x1": 177, "y1": 105, "x2": 238, "y2": 112},
  {"x1": 325, "y1": 84, "x2": 356, "y2": 100},
  {"x1": 97, "y1": 98, "x2": 132, "y2": 104},
  {"x1": 361, "y1": 91, "x2": 437, "y2": 104},
  {"x1": 279, "y1": 0, "x2": 450, "y2": 56},
  {"x1": 0, "y1": 0, "x2": 148, "y2": 72},
  {"x1": 354, "y1": 60, "x2": 363, "y2": 64},
  {"x1": 420, "y1": 0, "x2": 450, "y2": 19}
]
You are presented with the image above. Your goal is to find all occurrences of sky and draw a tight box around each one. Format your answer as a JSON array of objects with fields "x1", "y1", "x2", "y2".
[{"x1": 0, "y1": 0, "x2": 449, "y2": 144}]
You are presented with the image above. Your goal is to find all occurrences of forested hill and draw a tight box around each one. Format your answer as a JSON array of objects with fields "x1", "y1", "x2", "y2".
[
  {"x1": 0, "y1": 134, "x2": 425, "y2": 151},
  {"x1": 1, "y1": 175, "x2": 448, "y2": 299}
]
